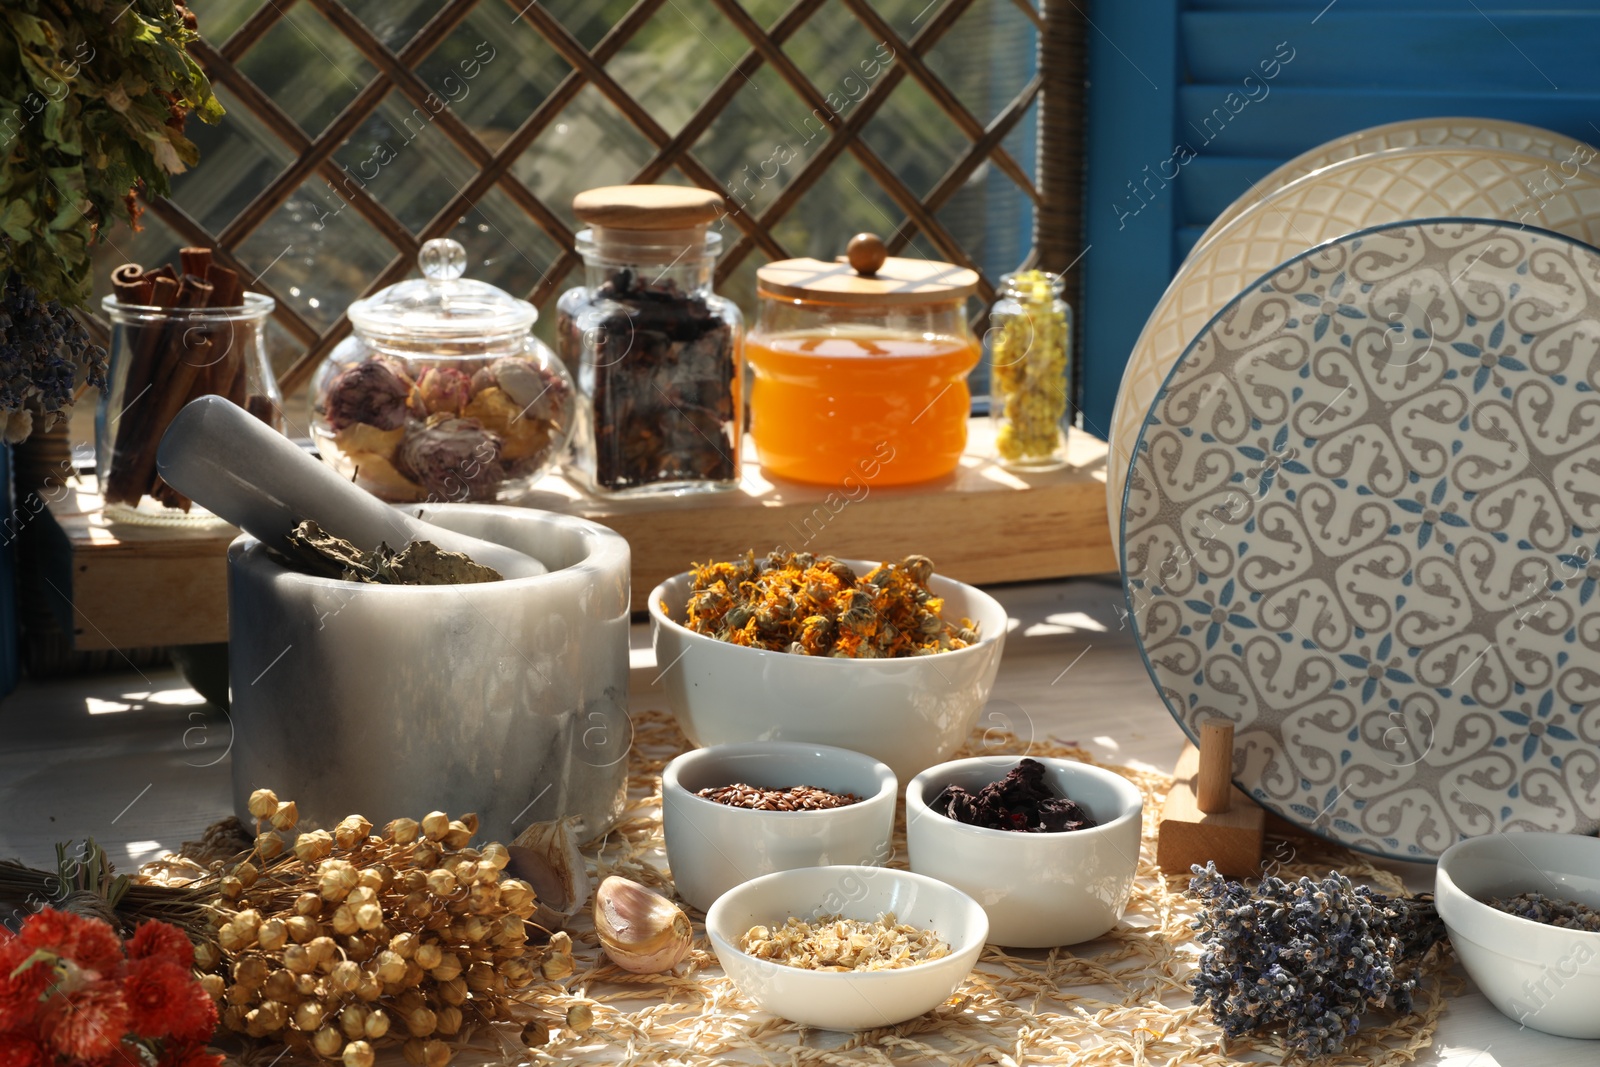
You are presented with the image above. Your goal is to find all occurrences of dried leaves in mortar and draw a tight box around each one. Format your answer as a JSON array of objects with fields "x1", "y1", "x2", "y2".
[
  {"x1": 279, "y1": 520, "x2": 501, "y2": 585},
  {"x1": 1188, "y1": 862, "x2": 1446, "y2": 1059},
  {"x1": 193, "y1": 789, "x2": 566, "y2": 1066}
]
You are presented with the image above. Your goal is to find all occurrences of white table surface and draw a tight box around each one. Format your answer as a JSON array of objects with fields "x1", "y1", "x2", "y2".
[{"x1": 0, "y1": 575, "x2": 1590, "y2": 1065}]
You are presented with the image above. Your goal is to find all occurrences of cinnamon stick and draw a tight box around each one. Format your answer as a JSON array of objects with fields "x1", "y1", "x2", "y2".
[
  {"x1": 110, "y1": 263, "x2": 151, "y2": 305},
  {"x1": 179, "y1": 246, "x2": 213, "y2": 278},
  {"x1": 104, "y1": 275, "x2": 181, "y2": 505}
]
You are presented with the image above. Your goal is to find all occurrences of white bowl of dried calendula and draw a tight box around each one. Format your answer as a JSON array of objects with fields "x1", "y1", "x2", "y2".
[
  {"x1": 705, "y1": 865, "x2": 987, "y2": 1031},
  {"x1": 648, "y1": 553, "x2": 1008, "y2": 783}
]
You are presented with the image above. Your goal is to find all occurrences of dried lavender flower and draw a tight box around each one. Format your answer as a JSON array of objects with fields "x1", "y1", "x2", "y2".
[{"x1": 1187, "y1": 862, "x2": 1445, "y2": 1059}]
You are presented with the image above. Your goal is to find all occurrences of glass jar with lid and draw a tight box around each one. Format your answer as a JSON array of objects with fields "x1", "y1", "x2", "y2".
[
  {"x1": 556, "y1": 185, "x2": 742, "y2": 496},
  {"x1": 747, "y1": 234, "x2": 980, "y2": 486},
  {"x1": 988, "y1": 269, "x2": 1072, "y2": 471},
  {"x1": 309, "y1": 238, "x2": 575, "y2": 503}
]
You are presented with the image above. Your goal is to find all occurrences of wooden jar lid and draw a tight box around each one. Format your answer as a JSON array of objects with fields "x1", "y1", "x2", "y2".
[
  {"x1": 572, "y1": 185, "x2": 723, "y2": 230},
  {"x1": 756, "y1": 233, "x2": 979, "y2": 306}
]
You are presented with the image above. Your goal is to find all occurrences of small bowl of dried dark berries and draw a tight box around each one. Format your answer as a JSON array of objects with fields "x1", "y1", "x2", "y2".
[
  {"x1": 663, "y1": 740, "x2": 898, "y2": 912},
  {"x1": 1436, "y1": 831, "x2": 1600, "y2": 1039},
  {"x1": 905, "y1": 756, "x2": 1142, "y2": 947}
]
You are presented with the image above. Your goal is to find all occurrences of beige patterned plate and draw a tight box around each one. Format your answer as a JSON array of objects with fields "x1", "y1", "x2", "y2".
[
  {"x1": 1192, "y1": 118, "x2": 1597, "y2": 254},
  {"x1": 1107, "y1": 145, "x2": 1600, "y2": 552},
  {"x1": 1123, "y1": 219, "x2": 1600, "y2": 859}
]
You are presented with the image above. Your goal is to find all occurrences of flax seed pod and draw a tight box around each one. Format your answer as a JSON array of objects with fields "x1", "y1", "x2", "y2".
[
  {"x1": 296, "y1": 892, "x2": 323, "y2": 916},
  {"x1": 565, "y1": 1004, "x2": 594, "y2": 1032},
  {"x1": 520, "y1": 1020, "x2": 549, "y2": 1048},
  {"x1": 222, "y1": 1005, "x2": 249, "y2": 1033},
  {"x1": 294, "y1": 973, "x2": 318, "y2": 998},
  {"x1": 286, "y1": 915, "x2": 320, "y2": 943},
  {"x1": 199, "y1": 974, "x2": 225, "y2": 1002},
  {"x1": 355, "y1": 901, "x2": 384, "y2": 932},
  {"x1": 411, "y1": 844, "x2": 442, "y2": 869},
  {"x1": 549, "y1": 932, "x2": 573, "y2": 955},
  {"x1": 233, "y1": 957, "x2": 270, "y2": 991},
  {"x1": 443, "y1": 821, "x2": 472, "y2": 849},
  {"x1": 373, "y1": 950, "x2": 406, "y2": 985},
  {"x1": 312, "y1": 1027, "x2": 343, "y2": 1059},
  {"x1": 425, "y1": 869, "x2": 456, "y2": 898},
  {"x1": 271, "y1": 801, "x2": 300, "y2": 831},
  {"x1": 467, "y1": 882, "x2": 499, "y2": 914},
  {"x1": 307, "y1": 937, "x2": 338, "y2": 968},
  {"x1": 388, "y1": 818, "x2": 420, "y2": 845},
  {"x1": 328, "y1": 960, "x2": 361, "y2": 995},
  {"x1": 402, "y1": 892, "x2": 434, "y2": 920},
  {"x1": 335, "y1": 815, "x2": 372, "y2": 850},
  {"x1": 339, "y1": 1005, "x2": 369, "y2": 1040},
  {"x1": 541, "y1": 955, "x2": 574, "y2": 980},
  {"x1": 248, "y1": 789, "x2": 280, "y2": 820},
  {"x1": 421, "y1": 812, "x2": 450, "y2": 842},
  {"x1": 389, "y1": 932, "x2": 419, "y2": 960},
  {"x1": 295, "y1": 829, "x2": 333, "y2": 864},
  {"x1": 434, "y1": 1006, "x2": 463, "y2": 1037},
  {"x1": 219, "y1": 877, "x2": 244, "y2": 901},
  {"x1": 413, "y1": 942, "x2": 443, "y2": 971},
  {"x1": 194, "y1": 940, "x2": 221, "y2": 971},
  {"x1": 362, "y1": 1008, "x2": 391, "y2": 1040},
  {"x1": 330, "y1": 905, "x2": 358, "y2": 936},
  {"x1": 403, "y1": 1006, "x2": 436, "y2": 1038},
  {"x1": 258, "y1": 918, "x2": 289, "y2": 952},
  {"x1": 355, "y1": 973, "x2": 383, "y2": 1002},
  {"x1": 256, "y1": 831, "x2": 287, "y2": 860},
  {"x1": 224, "y1": 982, "x2": 254, "y2": 1007},
  {"x1": 283, "y1": 944, "x2": 316, "y2": 975},
  {"x1": 262, "y1": 970, "x2": 297, "y2": 1001},
  {"x1": 429, "y1": 952, "x2": 462, "y2": 982},
  {"x1": 466, "y1": 962, "x2": 503, "y2": 996},
  {"x1": 294, "y1": 1001, "x2": 326, "y2": 1032},
  {"x1": 233, "y1": 860, "x2": 260, "y2": 888},
  {"x1": 481, "y1": 843, "x2": 509, "y2": 870},
  {"x1": 342, "y1": 1040, "x2": 374, "y2": 1067},
  {"x1": 435, "y1": 976, "x2": 467, "y2": 1006}
]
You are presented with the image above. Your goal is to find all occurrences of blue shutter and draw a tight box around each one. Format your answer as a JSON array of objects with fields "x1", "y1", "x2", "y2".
[{"x1": 1080, "y1": 0, "x2": 1600, "y2": 438}]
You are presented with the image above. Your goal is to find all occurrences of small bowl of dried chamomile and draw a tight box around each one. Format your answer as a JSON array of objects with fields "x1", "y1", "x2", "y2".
[
  {"x1": 704, "y1": 864, "x2": 987, "y2": 1031},
  {"x1": 648, "y1": 551, "x2": 1008, "y2": 783}
]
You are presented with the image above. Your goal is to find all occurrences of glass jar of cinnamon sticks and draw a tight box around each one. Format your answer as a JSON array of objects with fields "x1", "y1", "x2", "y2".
[{"x1": 96, "y1": 247, "x2": 282, "y2": 523}]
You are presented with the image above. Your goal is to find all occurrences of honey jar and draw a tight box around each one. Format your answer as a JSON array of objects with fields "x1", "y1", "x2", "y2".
[{"x1": 747, "y1": 234, "x2": 980, "y2": 486}]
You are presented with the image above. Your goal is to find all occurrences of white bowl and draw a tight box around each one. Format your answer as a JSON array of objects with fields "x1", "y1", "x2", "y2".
[
  {"x1": 662, "y1": 741, "x2": 897, "y2": 912},
  {"x1": 648, "y1": 560, "x2": 1008, "y2": 782},
  {"x1": 1435, "y1": 832, "x2": 1600, "y2": 1039},
  {"x1": 906, "y1": 757, "x2": 1142, "y2": 947},
  {"x1": 705, "y1": 865, "x2": 987, "y2": 1031}
]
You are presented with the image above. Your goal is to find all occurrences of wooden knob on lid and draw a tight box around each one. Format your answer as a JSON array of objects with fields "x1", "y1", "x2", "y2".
[{"x1": 846, "y1": 232, "x2": 886, "y2": 276}]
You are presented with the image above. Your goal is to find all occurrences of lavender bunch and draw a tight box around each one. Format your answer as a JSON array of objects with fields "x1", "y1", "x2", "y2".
[
  {"x1": 0, "y1": 271, "x2": 106, "y2": 443},
  {"x1": 1188, "y1": 862, "x2": 1445, "y2": 1058}
]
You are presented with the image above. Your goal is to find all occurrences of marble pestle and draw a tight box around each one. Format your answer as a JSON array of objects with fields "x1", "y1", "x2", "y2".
[{"x1": 156, "y1": 395, "x2": 547, "y2": 578}]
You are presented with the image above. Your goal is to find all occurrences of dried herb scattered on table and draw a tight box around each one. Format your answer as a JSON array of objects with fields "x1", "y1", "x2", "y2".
[
  {"x1": 277, "y1": 520, "x2": 502, "y2": 585},
  {"x1": 1188, "y1": 862, "x2": 1446, "y2": 1059},
  {"x1": 561, "y1": 269, "x2": 737, "y2": 491},
  {"x1": 931, "y1": 759, "x2": 1097, "y2": 832},
  {"x1": 1488, "y1": 891, "x2": 1600, "y2": 932},
  {"x1": 679, "y1": 550, "x2": 976, "y2": 657}
]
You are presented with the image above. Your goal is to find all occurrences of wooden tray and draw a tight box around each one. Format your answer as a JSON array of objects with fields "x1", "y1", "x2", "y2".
[{"x1": 39, "y1": 420, "x2": 1115, "y2": 651}]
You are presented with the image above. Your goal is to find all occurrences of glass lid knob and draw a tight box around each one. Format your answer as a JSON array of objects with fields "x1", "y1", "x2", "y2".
[{"x1": 419, "y1": 238, "x2": 467, "y2": 281}]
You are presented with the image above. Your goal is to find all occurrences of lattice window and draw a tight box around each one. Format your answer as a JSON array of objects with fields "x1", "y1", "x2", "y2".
[{"x1": 89, "y1": 0, "x2": 1083, "y2": 426}]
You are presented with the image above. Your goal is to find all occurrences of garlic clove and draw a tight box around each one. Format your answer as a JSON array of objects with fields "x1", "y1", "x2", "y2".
[
  {"x1": 592, "y1": 875, "x2": 692, "y2": 974},
  {"x1": 508, "y1": 816, "x2": 591, "y2": 932}
]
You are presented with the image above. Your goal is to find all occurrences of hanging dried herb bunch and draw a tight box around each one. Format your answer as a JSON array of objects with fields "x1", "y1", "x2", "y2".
[
  {"x1": 194, "y1": 791, "x2": 568, "y2": 1066},
  {"x1": 1188, "y1": 862, "x2": 1446, "y2": 1059},
  {"x1": 680, "y1": 550, "x2": 976, "y2": 658}
]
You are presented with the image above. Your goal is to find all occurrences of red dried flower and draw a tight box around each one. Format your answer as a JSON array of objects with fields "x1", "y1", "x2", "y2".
[
  {"x1": 125, "y1": 923, "x2": 193, "y2": 970},
  {"x1": 0, "y1": 1030, "x2": 50, "y2": 1067},
  {"x1": 165, "y1": 981, "x2": 217, "y2": 1046},
  {"x1": 156, "y1": 1040, "x2": 223, "y2": 1067},
  {"x1": 19, "y1": 910, "x2": 123, "y2": 978},
  {"x1": 38, "y1": 983, "x2": 131, "y2": 1060},
  {"x1": 122, "y1": 958, "x2": 192, "y2": 1039},
  {"x1": 0, "y1": 936, "x2": 53, "y2": 1032}
]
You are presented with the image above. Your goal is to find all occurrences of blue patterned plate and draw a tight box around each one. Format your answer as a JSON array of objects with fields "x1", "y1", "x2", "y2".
[{"x1": 1122, "y1": 219, "x2": 1600, "y2": 860}]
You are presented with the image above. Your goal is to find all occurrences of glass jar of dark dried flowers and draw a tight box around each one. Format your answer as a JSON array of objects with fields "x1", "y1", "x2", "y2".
[
  {"x1": 309, "y1": 239, "x2": 575, "y2": 503},
  {"x1": 556, "y1": 185, "x2": 743, "y2": 496}
]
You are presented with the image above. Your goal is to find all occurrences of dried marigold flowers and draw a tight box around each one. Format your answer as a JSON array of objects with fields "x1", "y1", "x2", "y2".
[
  {"x1": 679, "y1": 550, "x2": 977, "y2": 658},
  {"x1": 738, "y1": 913, "x2": 950, "y2": 971},
  {"x1": 198, "y1": 791, "x2": 559, "y2": 1064}
]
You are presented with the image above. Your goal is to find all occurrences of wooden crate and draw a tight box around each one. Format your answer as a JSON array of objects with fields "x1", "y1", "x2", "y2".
[{"x1": 40, "y1": 420, "x2": 1116, "y2": 652}]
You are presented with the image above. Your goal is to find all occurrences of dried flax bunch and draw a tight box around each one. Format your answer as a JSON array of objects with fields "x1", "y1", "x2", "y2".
[{"x1": 198, "y1": 790, "x2": 572, "y2": 1067}]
